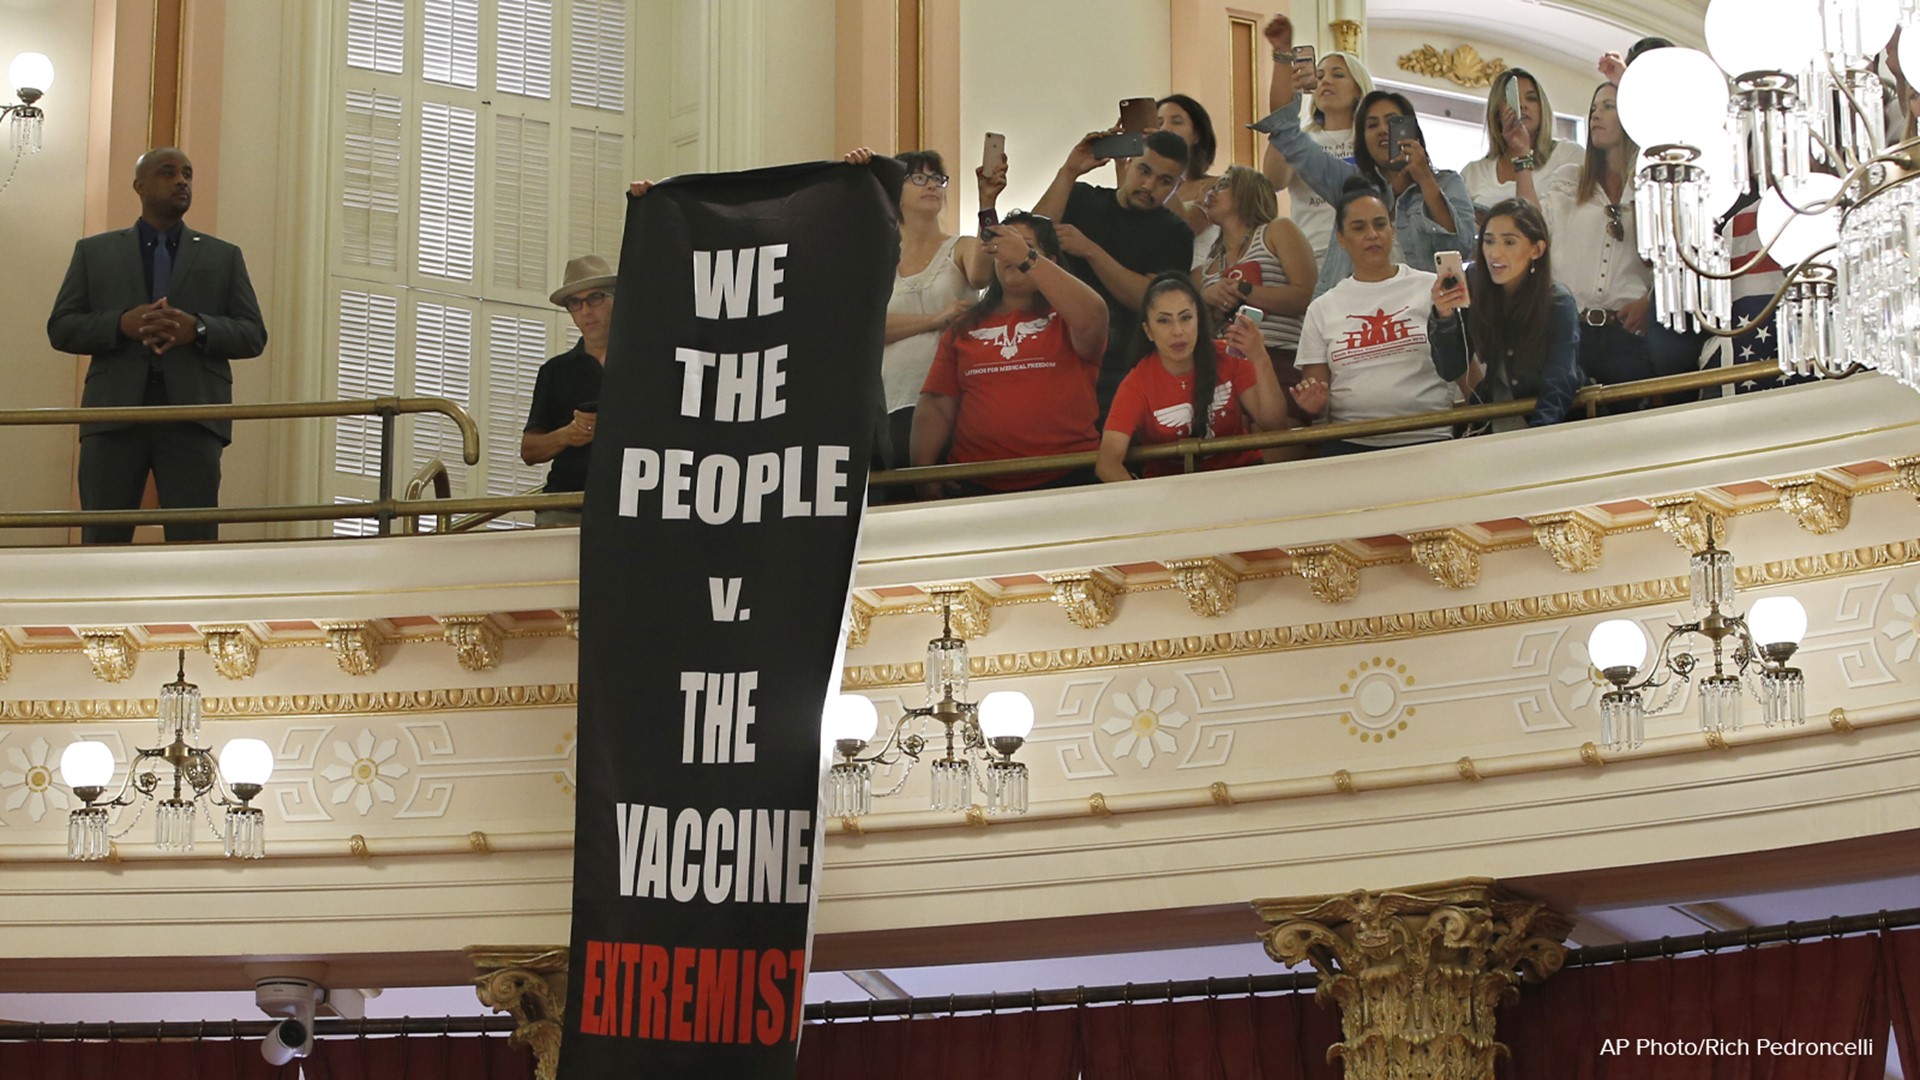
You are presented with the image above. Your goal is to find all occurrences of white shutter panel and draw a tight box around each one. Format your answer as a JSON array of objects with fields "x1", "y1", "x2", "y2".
[
  {"x1": 411, "y1": 301, "x2": 474, "y2": 492},
  {"x1": 342, "y1": 89, "x2": 403, "y2": 270},
  {"x1": 334, "y1": 289, "x2": 400, "y2": 479},
  {"x1": 567, "y1": 127, "x2": 624, "y2": 262},
  {"x1": 485, "y1": 313, "x2": 552, "y2": 498},
  {"x1": 497, "y1": 0, "x2": 554, "y2": 99},
  {"x1": 568, "y1": 0, "x2": 627, "y2": 112},
  {"x1": 333, "y1": 497, "x2": 380, "y2": 538},
  {"x1": 422, "y1": 0, "x2": 479, "y2": 89},
  {"x1": 417, "y1": 101, "x2": 478, "y2": 280},
  {"x1": 346, "y1": 0, "x2": 405, "y2": 74},
  {"x1": 492, "y1": 115, "x2": 552, "y2": 291}
]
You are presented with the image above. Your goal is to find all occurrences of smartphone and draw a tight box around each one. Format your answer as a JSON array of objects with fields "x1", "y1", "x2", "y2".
[
  {"x1": 1291, "y1": 45, "x2": 1316, "y2": 70},
  {"x1": 1090, "y1": 97, "x2": 1157, "y2": 159},
  {"x1": 1503, "y1": 76, "x2": 1523, "y2": 120},
  {"x1": 1434, "y1": 252, "x2": 1469, "y2": 307},
  {"x1": 982, "y1": 132, "x2": 1006, "y2": 173},
  {"x1": 1221, "y1": 306, "x2": 1264, "y2": 359},
  {"x1": 1386, "y1": 114, "x2": 1419, "y2": 170},
  {"x1": 1235, "y1": 305, "x2": 1266, "y2": 326}
]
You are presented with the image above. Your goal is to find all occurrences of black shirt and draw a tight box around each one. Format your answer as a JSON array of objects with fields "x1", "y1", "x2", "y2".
[
  {"x1": 524, "y1": 339, "x2": 603, "y2": 493},
  {"x1": 1059, "y1": 182, "x2": 1194, "y2": 406},
  {"x1": 134, "y1": 218, "x2": 184, "y2": 300}
]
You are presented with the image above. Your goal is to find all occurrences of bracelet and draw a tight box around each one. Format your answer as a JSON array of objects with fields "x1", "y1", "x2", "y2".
[
  {"x1": 1510, "y1": 152, "x2": 1537, "y2": 172},
  {"x1": 1016, "y1": 249, "x2": 1041, "y2": 273},
  {"x1": 1272, "y1": 50, "x2": 1287, "y2": 62}
]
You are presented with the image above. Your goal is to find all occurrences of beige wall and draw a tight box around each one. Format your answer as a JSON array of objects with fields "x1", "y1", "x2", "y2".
[
  {"x1": 761, "y1": 0, "x2": 840, "y2": 167},
  {"x1": 0, "y1": 0, "x2": 95, "y2": 546}
]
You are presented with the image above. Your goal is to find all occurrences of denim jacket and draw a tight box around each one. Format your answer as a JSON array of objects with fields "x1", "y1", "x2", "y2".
[{"x1": 1252, "y1": 105, "x2": 1477, "y2": 299}]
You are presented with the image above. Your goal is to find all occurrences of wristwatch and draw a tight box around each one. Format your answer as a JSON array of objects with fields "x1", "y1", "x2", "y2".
[
  {"x1": 1236, "y1": 280, "x2": 1253, "y2": 298},
  {"x1": 1510, "y1": 152, "x2": 1537, "y2": 172},
  {"x1": 194, "y1": 319, "x2": 208, "y2": 344},
  {"x1": 1016, "y1": 249, "x2": 1041, "y2": 273}
]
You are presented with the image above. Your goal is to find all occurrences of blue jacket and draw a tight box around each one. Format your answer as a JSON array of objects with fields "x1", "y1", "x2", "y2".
[
  {"x1": 1252, "y1": 106, "x2": 1476, "y2": 300},
  {"x1": 1429, "y1": 284, "x2": 1583, "y2": 426}
]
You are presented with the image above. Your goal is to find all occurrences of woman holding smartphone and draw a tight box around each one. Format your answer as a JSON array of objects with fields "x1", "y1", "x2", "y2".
[
  {"x1": 1460, "y1": 69, "x2": 1582, "y2": 213},
  {"x1": 1155, "y1": 94, "x2": 1226, "y2": 265},
  {"x1": 1428, "y1": 198, "x2": 1582, "y2": 430},
  {"x1": 1097, "y1": 274, "x2": 1324, "y2": 481},
  {"x1": 1197, "y1": 165, "x2": 1317, "y2": 368},
  {"x1": 1261, "y1": 30, "x2": 1377, "y2": 266}
]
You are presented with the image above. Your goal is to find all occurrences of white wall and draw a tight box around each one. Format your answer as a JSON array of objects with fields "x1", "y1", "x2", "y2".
[
  {"x1": 0, "y1": 0, "x2": 95, "y2": 547},
  {"x1": 957, "y1": 0, "x2": 1172, "y2": 223}
]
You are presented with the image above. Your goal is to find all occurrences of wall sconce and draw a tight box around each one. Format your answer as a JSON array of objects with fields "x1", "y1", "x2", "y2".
[{"x1": 4, "y1": 52, "x2": 54, "y2": 153}]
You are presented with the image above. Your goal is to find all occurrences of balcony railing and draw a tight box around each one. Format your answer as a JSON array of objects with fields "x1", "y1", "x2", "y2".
[{"x1": 0, "y1": 361, "x2": 1788, "y2": 538}]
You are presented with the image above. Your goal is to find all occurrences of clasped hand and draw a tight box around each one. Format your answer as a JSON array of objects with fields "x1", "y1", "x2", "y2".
[{"x1": 119, "y1": 299, "x2": 197, "y2": 354}]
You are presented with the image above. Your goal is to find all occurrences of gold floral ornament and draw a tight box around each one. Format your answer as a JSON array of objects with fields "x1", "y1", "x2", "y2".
[
  {"x1": 1101, "y1": 677, "x2": 1191, "y2": 768},
  {"x1": 1396, "y1": 43, "x2": 1509, "y2": 88},
  {"x1": 1045, "y1": 570, "x2": 1120, "y2": 629},
  {"x1": 1, "y1": 736, "x2": 73, "y2": 822}
]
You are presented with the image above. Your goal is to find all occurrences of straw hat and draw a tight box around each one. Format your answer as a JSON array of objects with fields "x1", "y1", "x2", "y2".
[{"x1": 550, "y1": 254, "x2": 618, "y2": 306}]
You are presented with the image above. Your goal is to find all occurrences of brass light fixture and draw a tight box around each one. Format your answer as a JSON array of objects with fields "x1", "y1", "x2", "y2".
[{"x1": 2, "y1": 52, "x2": 53, "y2": 154}]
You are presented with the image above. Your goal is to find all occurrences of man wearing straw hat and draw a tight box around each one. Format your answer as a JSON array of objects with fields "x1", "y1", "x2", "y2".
[{"x1": 521, "y1": 254, "x2": 618, "y2": 527}]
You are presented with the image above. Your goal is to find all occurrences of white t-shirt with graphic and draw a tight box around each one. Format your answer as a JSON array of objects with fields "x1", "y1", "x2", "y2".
[
  {"x1": 1296, "y1": 265, "x2": 1454, "y2": 446},
  {"x1": 1291, "y1": 126, "x2": 1353, "y2": 264}
]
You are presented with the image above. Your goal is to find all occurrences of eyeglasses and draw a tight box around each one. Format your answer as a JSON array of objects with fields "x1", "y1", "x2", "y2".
[
  {"x1": 906, "y1": 173, "x2": 949, "y2": 188},
  {"x1": 1604, "y1": 203, "x2": 1624, "y2": 242},
  {"x1": 564, "y1": 290, "x2": 613, "y2": 312}
]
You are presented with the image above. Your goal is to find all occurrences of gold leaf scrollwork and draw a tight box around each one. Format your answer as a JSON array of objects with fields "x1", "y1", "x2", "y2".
[
  {"x1": 561, "y1": 609, "x2": 579, "y2": 641},
  {"x1": 323, "y1": 622, "x2": 388, "y2": 677},
  {"x1": 1396, "y1": 43, "x2": 1509, "y2": 88},
  {"x1": 1457, "y1": 757, "x2": 1482, "y2": 783},
  {"x1": 0, "y1": 632, "x2": 11, "y2": 683},
  {"x1": 965, "y1": 805, "x2": 988, "y2": 827},
  {"x1": 442, "y1": 615, "x2": 504, "y2": 672},
  {"x1": 1652, "y1": 494, "x2": 1730, "y2": 553},
  {"x1": 1210, "y1": 781, "x2": 1235, "y2": 806},
  {"x1": 1166, "y1": 556, "x2": 1242, "y2": 618},
  {"x1": 468, "y1": 947, "x2": 568, "y2": 1080},
  {"x1": 1291, "y1": 544, "x2": 1361, "y2": 604},
  {"x1": 1089, "y1": 792, "x2": 1113, "y2": 817},
  {"x1": 468, "y1": 830, "x2": 492, "y2": 855},
  {"x1": 1580, "y1": 742, "x2": 1605, "y2": 767},
  {"x1": 80, "y1": 628, "x2": 137, "y2": 684},
  {"x1": 1333, "y1": 769, "x2": 1356, "y2": 795},
  {"x1": 1774, "y1": 474, "x2": 1853, "y2": 535},
  {"x1": 925, "y1": 582, "x2": 994, "y2": 639},
  {"x1": 1254, "y1": 880, "x2": 1572, "y2": 1080},
  {"x1": 1044, "y1": 570, "x2": 1121, "y2": 630},
  {"x1": 349, "y1": 834, "x2": 370, "y2": 859},
  {"x1": 1528, "y1": 513, "x2": 1604, "y2": 574},
  {"x1": 1706, "y1": 729, "x2": 1729, "y2": 751},
  {"x1": 200, "y1": 625, "x2": 262, "y2": 680},
  {"x1": 1408, "y1": 530, "x2": 1482, "y2": 590},
  {"x1": 846, "y1": 598, "x2": 875, "y2": 647},
  {"x1": 1830, "y1": 707, "x2": 1855, "y2": 733}
]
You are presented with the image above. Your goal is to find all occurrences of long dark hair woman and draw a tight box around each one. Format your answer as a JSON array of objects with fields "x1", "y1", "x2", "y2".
[
  {"x1": 1097, "y1": 273, "x2": 1321, "y2": 481},
  {"x1": 1429, "y1": 198, "x2": 1581, "y2": 430},
  {"x1": 1156, "y1": 93, "x2": 1224, "y2": 264}
]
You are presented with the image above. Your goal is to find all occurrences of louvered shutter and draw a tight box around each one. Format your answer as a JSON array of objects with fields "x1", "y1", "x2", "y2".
[
  {"x1": 334, "y1": 289, "x2": 400, "y2": 479},
  {"x1": 417, "y1": 101, "x2": 478, "y2": 280},
  {"x1": 333, "y1": 497, "x2": 380, "y2": 538},
  {"x1": 485, "y1": 312, "x2": 553, "y2": 499},
  {"x1": 492, "y1": 115, "x2": 552, "y2": 291},
  {"x1": 346, "y1": 0, "x2": 405, "y2": 74},
  {"x1": 568, "y1": 0, "x2": 626, "y2": 112},
  {"x1": 422, "y1": 0, "x2": 479, "y2": 89},
  {"x1": 496, "y1": 0, "x2": 554, "y2": 99},
  {"x1": 567, "y1": 127, "x2": 624, "y2": 262},
  {"x1": 342, "y1": 89, "x2": 403, "y2": 270},
  {"x1": 411, "y1": 300, "x2": 475, "y2": 490}
]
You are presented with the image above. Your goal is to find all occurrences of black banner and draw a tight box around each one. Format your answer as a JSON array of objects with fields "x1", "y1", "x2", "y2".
[{"x1": 561, "y1": 159, "x2": 902, "y2": 1078}]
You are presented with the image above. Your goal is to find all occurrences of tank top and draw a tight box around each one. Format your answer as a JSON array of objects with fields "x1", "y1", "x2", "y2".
[
  {"x1": 1202, "y1": 224, "x2": 1304, "y2": 351},
  {"x1": 881, "y1": 234, "x2": 978, "y2": 413}
]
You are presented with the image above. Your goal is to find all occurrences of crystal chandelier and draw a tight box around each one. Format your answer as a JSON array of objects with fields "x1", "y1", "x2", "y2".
[
  {"x1": 822, "y1": 602, "x2": 1035, "y2": 817},
  {"x1": 1616, "y1": 0, "x2": 1920, "y2": 383},
  {"x1": 58, "y1": 651, "x2": 275, "y2": 860},
  {"x1": 1585, "y1": 526, "x2": 1809, "y2": 752},
  {"x1": 2, "y1": 52, "x2": 53, "y2": 154}
]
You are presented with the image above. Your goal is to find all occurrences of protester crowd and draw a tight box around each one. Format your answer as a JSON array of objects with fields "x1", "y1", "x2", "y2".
[{"x1": 530, "y1": 15, "x2": 1919, "y2": 508}]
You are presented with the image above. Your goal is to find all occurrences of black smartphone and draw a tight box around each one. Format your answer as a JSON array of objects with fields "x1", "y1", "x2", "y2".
[
  {"x1": 1090, "y1": 97, "x2": 1155, "y2": 159},
  {"x1": 1386, "y1": 114, "x2": 1419, "y2": 170}
]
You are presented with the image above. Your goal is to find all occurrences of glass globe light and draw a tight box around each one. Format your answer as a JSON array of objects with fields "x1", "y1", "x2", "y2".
[
  {"x1": 1588, "y1": 620, "x2": 1650, "y2": 672},
  {"x1": 59, "y1": 740, "x2": 114, "y2": 790},
  {"x1": 218, "y1": 738, "x2": 275, "y2": 787},
  {"x1": 1618, "y1": 48, "x2": 1731, "y2": 152},
  {"x1": 977, "y1": 691, "x2": 1036, "y2": 741},
  {"x1": 1746, "y1": 596, "x2": 1809, "y2": 648},
  {"x1": 1704, "y1": 0, "x2": 1822, "y2": 77},
  {"x1": 8, "y1": 52, "x2": 54, "y2": 95},
  {"x1": 823, "y1": 694, "x2": 880, "y2": 745},
  {"x1": 1755, "y1": 173, "x2": 1843, "y2": 267}
]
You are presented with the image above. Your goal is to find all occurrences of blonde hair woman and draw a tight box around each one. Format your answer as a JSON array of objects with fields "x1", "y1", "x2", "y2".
[
  {"x1": 1260, "y1": 34, "x2": 1376, "y2": 265},
  {"x1": 1461, "y1": 68, "x2": 1583, "y2": 213}
]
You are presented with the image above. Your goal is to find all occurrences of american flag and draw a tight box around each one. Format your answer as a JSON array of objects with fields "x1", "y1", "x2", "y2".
[{"x1": 1704, "y1": 199, "x2": 1815, "y2": 395}]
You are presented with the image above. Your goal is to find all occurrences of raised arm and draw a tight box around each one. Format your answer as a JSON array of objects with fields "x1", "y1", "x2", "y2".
[
  {"x1": 1055, "y1": 224, "x2": 1154, "y2": 315},
  {"x1": 964, "y1": 160, "x2": 1008, "y2": 289},
  {"x1": 1033, "y1": 129, "x2": 1114, "y2": 223},
  {"x1": 985, "y1": 224, "x2": 1108, "y2": 362}
]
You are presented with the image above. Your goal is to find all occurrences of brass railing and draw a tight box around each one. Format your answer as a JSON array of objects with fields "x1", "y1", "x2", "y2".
[
  {"x1": 400, "y1": 457, "x2": 453, "y2": 535},
  {"x1": 0, "y1": 361, "x2": 1797, "y2": 536}
]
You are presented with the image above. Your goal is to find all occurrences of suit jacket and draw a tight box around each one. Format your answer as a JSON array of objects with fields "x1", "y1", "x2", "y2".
[{"x1": 47, "y1": 224, "x2": 268, "y2": 443}]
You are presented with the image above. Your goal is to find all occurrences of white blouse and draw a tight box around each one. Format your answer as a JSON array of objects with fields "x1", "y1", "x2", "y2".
[
  {"x1": 1540, "y1": 162, "x2": 1653, "y2": 312},
  {"x1": 1460, "y1": 140, "x2": 1585, "y2": 212},
  {"x1": 881, "y1": 234, "x2": 978, "y2": 412}
]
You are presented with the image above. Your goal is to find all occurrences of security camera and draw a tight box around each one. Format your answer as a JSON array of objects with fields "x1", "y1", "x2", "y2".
[{"x1": 256, "y1": 977, "x2": 323, "y2": 1065}]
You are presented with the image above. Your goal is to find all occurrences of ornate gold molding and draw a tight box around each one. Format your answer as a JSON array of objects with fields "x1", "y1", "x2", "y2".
[
  {"x1": 1397, "y1": 43, "x2": 1508, "y2": 88},
  {"x1": 80, "y1": 628, "x2": 137, "y2": 683},
  {"x1": 1329, "y1": 18, "x2": 1362, "y2": 55},
  {"x1": 1089, "y1": 792, "x2": 1112, "y2": 816},
  {"x1": 443, "y1": 615, "x2": 504, "y2": 672},
  {"x1": 1166, "y1": 556, "x2": 1241, "y2": 617},
  {"x1": 1652, "y1": 493, "x2": 1731, "y2": 552},
  {"x1": 561, "y1": 609, "x2": 579, "y2": 641},
  {"x1": 0, "y1": 683, "x2": 576, "y2": 723},
  {"x1": 1256, "y1": 879, "x2": 1571, "y2": 1080},
  {"x1": 1457, "y1": 756, "x2": 1482, "y2": 782},
  {"x1": 200, "y1": 625, "x2": 262, "y2": 680},
  {"x1": 1529, "y1": 513, "x2": 1604, "y2": 574},
  {"x1": 323, "y1": 622, "x2": 388, "y2": 677},
  {"x1": 1408, "y1": 529, "x2": 1482, "y2": 590},
  {"x1": 1580, "y1": 742, "x2": 1604, "y2": 767},
  {"x1": 925, "y1": 582, "x2": 993, "y2": 639},
  {"x1": 846, "y1": 597, "x2": 875, "y2": 647},
  {"x1": 468, "y1": 947, "x2": 567, "y2": 1080},
  {"x1": 843, "y1": 537, "x2": 1920, "y2": 689},
  {"x1": 1045, "y1": 570, "x2": 1120, "y2": 629},
  {"x1": 1774, "y1": 474, "x2": 1853, "y2": 534},
  {"x1": 1830, "y1": 707, "x2": 1855, "y2": 733},
  {"x1": 1333, "y1": 769, "x2": 1356, "y2": 795},
  {"x1": 1210, "y1": 781, "x2": 1235, "y2": 806},
  {"x1": 0, "y1": 632, "x2": 11, "y2": 683},
  {"x1": 1292, "y1": 544, "x2": 1361, "y2": 604}
]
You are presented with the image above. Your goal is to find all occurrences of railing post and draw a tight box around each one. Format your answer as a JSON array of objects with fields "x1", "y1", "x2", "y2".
[{"x1": 376, "y1": 406, "x2": 397, "y2": 536}]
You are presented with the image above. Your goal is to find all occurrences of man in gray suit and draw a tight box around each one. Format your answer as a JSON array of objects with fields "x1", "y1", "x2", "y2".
[{"x1": 47, "y1": 146, "x2": 268, "y2": 544}]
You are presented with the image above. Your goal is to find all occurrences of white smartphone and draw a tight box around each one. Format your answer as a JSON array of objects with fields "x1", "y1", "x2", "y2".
[{"x1": 982, "y1": 131, "x2": 1006, "y2": 173}]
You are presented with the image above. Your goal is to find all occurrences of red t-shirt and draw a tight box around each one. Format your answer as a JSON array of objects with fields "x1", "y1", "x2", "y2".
[
  {"x1": 1104, "y1": 351, "x2": 1263, "y2": 477},
  {"x1": 922, "y1": 308, "x2": 1100, "y2": 490}
]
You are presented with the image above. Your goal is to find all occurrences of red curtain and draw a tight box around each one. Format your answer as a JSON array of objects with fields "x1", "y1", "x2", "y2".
[
  {"x1": 795, "y1": 1009, "x2": 1080, "y2": 1080},
  {"x1": 1887, "y1": 929, "x2": 1920, "y2": 1080},
  {"x1": 1075, "y1": 995, "x2": 1344, "y2": 1080},
  {"x1": 0, "y1": 1039, "x2": 298, "y2": 1080},
  {"x1": 300, "y1": 1034, "x2": 535, "y2": 1080},
  {"x1": 1498, "y1": 935, "x2": 1889, "y2": 1079}
]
